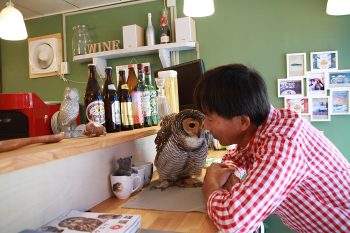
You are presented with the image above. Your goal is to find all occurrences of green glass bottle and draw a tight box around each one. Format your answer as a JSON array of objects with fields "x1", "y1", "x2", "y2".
[{"x1": 144, "y1": 66, "x2": 158, "y2": 126}]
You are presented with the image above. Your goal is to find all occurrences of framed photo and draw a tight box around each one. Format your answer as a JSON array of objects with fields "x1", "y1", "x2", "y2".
[
  {"x1": 277, "y1": 78, "x2": 304, "y2": 98},
  {"x1": 327, "y1": 70, "x2": 350, "y2": 89},
  {"x1": 306, "y1": 72, "x2": 327, "y2": 97},
  {"x1": 284, "y1": 97, "x2": 310, "y2": 115},
  {"x1": 311, "y1": 97, "x2": 331, "y2": 121},
  {"x1": 310, "y1": 50, "x2": 338, "y2": 71},
  {"x1": 330, "y1": 89, "x2": 350, "y2": 115},
  {"x1": 286, "y1": 53, "x2": 306, "y2": 78}
]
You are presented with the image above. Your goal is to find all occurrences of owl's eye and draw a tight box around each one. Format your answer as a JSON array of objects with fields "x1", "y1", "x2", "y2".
[{"x1": 189, "y1": 122, "x2": 196, "y2": 128}]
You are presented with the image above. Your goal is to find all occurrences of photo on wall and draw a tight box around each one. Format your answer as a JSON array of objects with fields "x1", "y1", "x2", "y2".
[
  {"x1": 310, "y1": 50, "x2": 338, "y2": 71},
  {"x1": 277, "y1": 78, "x2": 304, "y2": 98},
  {"x1": 286, "y1": 53, "x2": 307, "y2": 78},
  {"x1": 330, "y1": 90, "x2": 350, "y2": 115},
  {"x1": 284, "y1": 97, "x2": 310, "y2": 115},
  {"x1": 327, "y1": 70, "x2": 350, "y2": 89},
  {"x1": 306, "y1": 72, "x2": 327, "y2": 97},
  {"x1": 311, "y1": 97, "x2": 331, "y2": 121}
]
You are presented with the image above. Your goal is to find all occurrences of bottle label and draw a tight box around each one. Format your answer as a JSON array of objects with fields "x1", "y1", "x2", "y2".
[
  {"x1": 111, "y1": 100, "x2": 121, "y2": 125},
  {"x1": 86, "y1": 100, "x2": 105, "y2": 124},
  {"x1": 150, "y1": 90, "x2": 158, "y2": 115},
  {"x1": 160, "y1": 35, "x2": 170, "y2": 43},
  {"x1": 121, "y1": 101, "x2": 134, "y2": 126},
  {"x1": 108, "y1": 84, "x2": 116, "y2": 91},
  {"x1": 142, "y1": 90, "x2": 152, "y2": 117},
  {"x1": 131, "y1": 91, "x2": 144, "y2": 124}
]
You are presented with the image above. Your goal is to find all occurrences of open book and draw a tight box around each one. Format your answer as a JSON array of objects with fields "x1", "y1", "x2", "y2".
[{"x1": 37, "y1": 210, "x2": 141, "y2": 233}]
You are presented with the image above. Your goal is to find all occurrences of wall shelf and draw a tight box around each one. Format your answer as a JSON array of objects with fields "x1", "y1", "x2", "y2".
[{"x1": 73, "y1": 42, "x2": 197, "y2": 74}]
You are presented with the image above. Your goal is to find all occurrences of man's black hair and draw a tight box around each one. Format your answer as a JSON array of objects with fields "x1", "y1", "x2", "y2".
[{"x1": 194, "y1": 64, "x2": 270, "y2": 126}]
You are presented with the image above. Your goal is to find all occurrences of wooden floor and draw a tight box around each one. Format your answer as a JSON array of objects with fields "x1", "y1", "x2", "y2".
[{"x1": 91, "y1": 150, "x2": 227, "y2": 233}]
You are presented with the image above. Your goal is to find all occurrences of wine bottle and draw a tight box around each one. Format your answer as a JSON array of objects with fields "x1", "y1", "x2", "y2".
[
  {"x1": 84, "y1": 64, "x2": 105, "y2": 125},
  {"x1": 146, "y1": 13, "x2": 155, "y2": 46},
  {"x1": 130, "y1": 65, "x2": 144, "y2": 129},
  {"x1": 144, "y1": 66, "x2": 158, "y2": 126},
  {"x1": 118, "y1": 70, "x2": 134, "y2": 131},
  {"x1": 160, "y1": 9, "x2": 170, "y2": 44},
  {"x1": 103, "y1": 67, "x2": 121, "y2": 132},
  {"x1": 137, "y1": 64, "x2": 152, "y2": 127}
]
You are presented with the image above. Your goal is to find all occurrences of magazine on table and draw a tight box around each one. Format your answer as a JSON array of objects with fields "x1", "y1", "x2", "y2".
[{"x1": 37, "y1": 210, "x2": 141, "y2": 233}]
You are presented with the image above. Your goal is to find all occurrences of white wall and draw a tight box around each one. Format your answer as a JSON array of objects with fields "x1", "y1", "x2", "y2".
[{"x1": 0, "y1": 135, "x2": 156, "y2": 233}]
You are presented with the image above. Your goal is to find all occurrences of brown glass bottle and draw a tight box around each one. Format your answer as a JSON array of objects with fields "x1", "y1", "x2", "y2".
[
  {"x1": 127, "y1": 64, "x2": 138, "y2": 91},
  {"x1": 103, "y1": 67, "x2": 121, "y2": 132},
  {"x1": 84, "y1": 64, "x2": 105, "y2": 125},
  {"x1": 118, "y1": 70, "x2": 134, "y2": 131}
]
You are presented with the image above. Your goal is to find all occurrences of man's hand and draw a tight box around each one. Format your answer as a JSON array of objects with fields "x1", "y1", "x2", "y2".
[
  {"x1": 203, "y1": 163, "x2": 235, "y2": 202},
  {"x1": 223, "y1": 173, "x2": 240, "y2": 191}
]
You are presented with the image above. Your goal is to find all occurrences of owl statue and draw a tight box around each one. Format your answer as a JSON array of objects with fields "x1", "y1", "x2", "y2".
[
  {"x1": 154, "y1": 109, "x2": 208, "y2": 190},
  {"x1": 58, "y1": 87, "x2": 80, "y2": 134}
]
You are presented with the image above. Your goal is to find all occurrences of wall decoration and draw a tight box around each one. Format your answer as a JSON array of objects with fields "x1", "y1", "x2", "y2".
[
  {"x1": 311, "y1": 97, "x2": 331, "y2": 121},
  {"x1": 310, "y1": 50, "x2": 338, "y2": 71},
  {"x1": 286, "y1": 53, "x2": 306, "y2": 78},
  {"x1": 306, "y1": 72, "x2": 327, "y2": 96},
  {"x1": 330, "y1": 90, "x2": 350, "y2": 115},
  {"x1": 284, "y1": 97, "x2": 310, "y2": 115},
  {"x1": 277, "y1": 78, "x2": 304, "y2": 98},
  {"x1": 327, "y1": 70, "x2": 350, "y2": 89},
  {"x1": 28, "y1": 33, "x2": 62, "y2": 79}
]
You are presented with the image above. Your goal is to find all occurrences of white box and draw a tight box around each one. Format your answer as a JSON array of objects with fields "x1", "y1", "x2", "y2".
[
  {"x1": 175, "y1": 17, "x2": 196, "y2": 42},
  {"x1": 122, "y1": 24, "x2": 144, "y2": 49}
]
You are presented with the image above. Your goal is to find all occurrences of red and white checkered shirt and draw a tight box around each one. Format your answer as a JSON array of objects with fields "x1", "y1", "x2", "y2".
[{"x1": 207, "y1": 106, "x2": 350, "y2": 233}]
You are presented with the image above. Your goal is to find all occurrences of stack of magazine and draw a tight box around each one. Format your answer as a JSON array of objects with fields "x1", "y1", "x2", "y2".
[{"x1": 37, "y1": 210, "x2": 141, "y2": 233}]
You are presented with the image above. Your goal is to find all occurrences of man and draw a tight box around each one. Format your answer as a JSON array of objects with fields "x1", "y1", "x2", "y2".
[{"x1": 194, "y1": 64, "x2": 350, "y2": 232}]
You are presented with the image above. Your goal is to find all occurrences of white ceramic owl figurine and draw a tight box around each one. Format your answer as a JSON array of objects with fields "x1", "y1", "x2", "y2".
[{"x1": 58, "y1": 87, "x2": 79, "y2": 133}]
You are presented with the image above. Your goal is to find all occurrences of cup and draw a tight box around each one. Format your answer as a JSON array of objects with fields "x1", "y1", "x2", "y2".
[
  {"x1": 133, "y1": 161, "x2": 154, "y2": 186},
  {"x1": 110, "y1": 175, "x2": 141, "y2": 199},
  {"x1": 131, "y1": 166, "x2": 145, "y2": 191}
]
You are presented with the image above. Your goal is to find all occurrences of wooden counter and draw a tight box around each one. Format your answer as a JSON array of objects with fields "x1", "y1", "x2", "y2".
[
  {"x1": 0, "y1": 126, "x2": 159, "y2": 174},
  {"x1": 91, "y1": 171, "x2": 219, "y2": 233}
]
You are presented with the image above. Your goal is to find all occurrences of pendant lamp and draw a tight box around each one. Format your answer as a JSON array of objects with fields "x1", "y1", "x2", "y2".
[
  {"x1": 183, "y1": 0, "x2": 215, "y2": 17},
  {"x1": 0, "y1": 1, "x2": 28, "y2": 40},
  {"x1": 327, "y1": 0, "x2": 350, "y2": 15}
]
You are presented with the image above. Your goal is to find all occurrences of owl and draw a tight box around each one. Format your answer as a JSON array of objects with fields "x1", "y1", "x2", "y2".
[
  {"x1": 58, "y1": 87, "x2": 80, "y2": 133},
  {"x1": 154, "y1": 109, "x2": 208, "y2": 190}
]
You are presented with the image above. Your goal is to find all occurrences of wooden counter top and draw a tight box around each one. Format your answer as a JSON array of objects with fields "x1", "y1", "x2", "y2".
[
  {"x1": 91, "y1": 170, "x2": 219, "y2": 233},
  {"x1": 0, "y1": 126, "x2": 159, "y2": 174}
]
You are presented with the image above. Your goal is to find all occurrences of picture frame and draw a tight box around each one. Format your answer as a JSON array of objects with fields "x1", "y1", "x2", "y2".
[
  {"x1": 306, "y1": 72, "x2": 327, "y2": 97},
  {"x1": 310, "y1": 50, "x2": 338, "y2": 71},
  {"x1": 284, "y1": 97, "x2": 310, "y2": 115},
  {"x1": 311, "y1": 97, "x2": 331, "y2": 121},
  {"x1": 286, "y1": 53, "x2": 307, "y2": 78},
  {"x1": 327, "y1": 70, "x2": 350, "y2": 89},
  {"x1": 277, "y1": 78, "x2": 304, "y2": 98},
  {"x1": 330, "y1": 89, "x2": 350, "y2": 115}
]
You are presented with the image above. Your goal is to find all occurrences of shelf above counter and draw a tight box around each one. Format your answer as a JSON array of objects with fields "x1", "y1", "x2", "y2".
[
  {"x1": 0, "y1": 126, "x2": 159, "y2": 174},
  {"x1": 73, "y1": 42, "x2": 197, "y2": 74}
]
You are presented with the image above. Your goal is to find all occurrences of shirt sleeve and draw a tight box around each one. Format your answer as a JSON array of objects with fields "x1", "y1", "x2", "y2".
[{"x1": 207, "y1": 136, "x2": 307, "y2": 232}]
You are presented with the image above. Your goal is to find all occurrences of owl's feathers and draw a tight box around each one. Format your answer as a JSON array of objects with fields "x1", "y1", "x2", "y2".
[{"x1": 154, "y1": 109, "x2": 208, "y2": 190}]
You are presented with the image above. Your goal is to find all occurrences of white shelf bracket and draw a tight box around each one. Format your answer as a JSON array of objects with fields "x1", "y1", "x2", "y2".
[
  {"x1": 159, "y1": 48, "x2": 171, "y2": 68},
  {"x1": 93, "y1": 57, "x2": 107, "y2": 78}
]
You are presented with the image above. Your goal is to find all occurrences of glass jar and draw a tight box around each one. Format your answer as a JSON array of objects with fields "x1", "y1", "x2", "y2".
[{"x1": 72, "y1": 25, "x2": 91, "y2": 56}]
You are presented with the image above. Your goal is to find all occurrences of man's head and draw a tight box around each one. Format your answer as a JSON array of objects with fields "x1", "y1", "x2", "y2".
[
  {"x1": 193, "y1": 64, "x2": 270, "y2": 146},
  {"x1": 194, "y1": 64, "x2": 270, "y2": 126}
]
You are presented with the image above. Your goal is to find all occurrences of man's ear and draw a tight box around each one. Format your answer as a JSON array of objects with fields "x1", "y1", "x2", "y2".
[{"x1": 239, "y1": 115, "x2": 251, "y2": 131}]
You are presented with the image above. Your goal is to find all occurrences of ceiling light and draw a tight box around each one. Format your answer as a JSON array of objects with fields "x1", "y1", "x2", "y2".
[
  {"x1": 327, "y1": 0, "x2": 350, "y2": 15},
  {"x1": 183, "y1": 0, "x2": 215, "y2": 17},
  {"x1": 0, "y1": 1, "x2": 28, "y2": 40}
]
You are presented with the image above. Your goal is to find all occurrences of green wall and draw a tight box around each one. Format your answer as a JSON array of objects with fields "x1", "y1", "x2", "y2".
[{"x1": 1, "y1": 1, "x2": 350, "y2": 231}]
